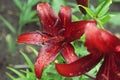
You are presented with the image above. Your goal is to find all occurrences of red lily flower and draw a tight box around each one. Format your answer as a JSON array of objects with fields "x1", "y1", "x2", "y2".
[
  {"x1": 76, "y1": 0, "x2": 88, "y2": 14},
  {"x1": 56, "y1": 21, "x2": 120, "y2": 80},
  {"x1": 17, "y1": 3, "x2": 94, "y2": 78}
]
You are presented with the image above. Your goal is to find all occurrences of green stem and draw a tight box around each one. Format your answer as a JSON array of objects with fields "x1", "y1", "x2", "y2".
[{"x1": 17, "y1": 25, "x2": 23, "y2": 36}]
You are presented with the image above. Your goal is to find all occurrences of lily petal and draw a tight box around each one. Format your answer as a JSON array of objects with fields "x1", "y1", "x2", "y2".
[
  {"x1": 65, "y1": 20, "x2": 96, "y2": 42},
  {"x1": 76, "y1": 0, "x2": 88, "y2": 14},
  {"x1": 59, "y1": 6, "x2": 71, "y2": 26},
  {"x1": 56, "y1": 53, "x2": 103, "y2": 77},
  {"x1": 85, "y1": 23, "x2": 120, "y2": 54},
  {"x1": 34, "y1": 43, "x2": 61, "y2": 78},
  {"x1": 17, "y1": 31, "x2": 51, "y2": 45},
  {"x1": 96, "y1": 54, "x2": 120, "y2": 80},
  {"x1": 37, "y1": 3, "x2": 61, "y2": 35},
  {"x1": 61, "y1": 43, "x2": 78, "y2": 63}
]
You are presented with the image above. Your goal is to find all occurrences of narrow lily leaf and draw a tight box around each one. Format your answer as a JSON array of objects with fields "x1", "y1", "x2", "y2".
[
  {"x1": 7, "y1": 67, "x2": 24, "y2": 77},
  {"x1": 20, "y1": 69, "x2": 36, "y2": 79},
  {"x1": 0, "y1": 15, "x2": 16, "y2": 34},
  {"x1": 72, "y1": 15, "x2": 80, "y2": 21},
  {"x1": 27, "y1": 46, "x2": 38, "y2": 56},
  {"x1": 78, "y1": 5, "x2": 95, "y2": 18},
  {"x1": 52, "y1": 0, "x2": 65, "y2": 13},
  {"x1": 27, "y1": 0, "x2": 39, "y2": 7},
  {"x1": 29, "y1": 10, "x2": 37, "y2": 19},
  {"x1": 95, "y1": 0, "x2": 112, "y2": 17},
  {"x1": 109, "y1": 13, "x2": 120, "y2": 26},
  {"x1": 99, "y1": 14, "x2": 111, "y2": 24},
  {"x1": 6, "y1": 34, "x2": 16, "y2": 54},
  {"x1": 113, "y1": 0, "x2": 120, "y2": 2},
  {"x1": 6, "y1": 72, "x2": 16, "y2": 80},
  {"x1": 20, "y1": 51, "x2": 34, "y2": 72},
  {"x1": 13, "y1": 0, "x2": 23, "y2": 11}
]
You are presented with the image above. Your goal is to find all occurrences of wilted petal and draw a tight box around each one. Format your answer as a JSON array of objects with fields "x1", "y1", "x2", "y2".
[
  {"x1": 34, "y1": 43, "x2": 61, "y2": 78},
  {"x1": 76, "y1": 0, "x2": 88, "y2": 14},
  {"x1": 56, "y1": 54, "x2": 103, "y2": 77},
  {"x1": 17, "y1": 31, "x2": 51, "y2": 45},
  {"x1": 65, "y1": 20, "x2": 96, "y2": 42},
  {"x1": 59, "y1": 6, "x2": 71, "y2": 26},
  {"x1": 96, "y1": 54, "x2": 120, "y2": 80},
  {"x1": 85, "y1": 23, "x2": 120, "y2": 54},
  {"x1": 61, "y1": 43, "x2": 78, "y2": 63},
  {"x1": 37, "y1": 3, "x2": 61, "y2": 35}
]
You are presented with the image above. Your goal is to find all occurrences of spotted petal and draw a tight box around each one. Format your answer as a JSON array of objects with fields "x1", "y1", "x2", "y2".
[
  {"x1": 59, "y1": 6, "x2": 71, "y2": 26},
  {"x1": 56, "y1": 54, "x2": 103, "y2": 77},
  {"x1": 61, "y1": 43, "x2": 78, "y2": 63},
  {"x1": 37, "y1": 3, "x2": 61, "y2": 35},
  {"x1": 34, "y1": 43, "x2": 61, "y2": 78},
  {"x1": 85, "y1": 23, "x2": 120, "y2": 54},
  {"x1": 96, "y1": 54, "x2": 120, "y2": 80},
  {"x1": 65, "y1": 20, "x2": 96, "y2": 42},
  {"x1": 17, "y1": 31, "x2": 51, "y2": 45}
]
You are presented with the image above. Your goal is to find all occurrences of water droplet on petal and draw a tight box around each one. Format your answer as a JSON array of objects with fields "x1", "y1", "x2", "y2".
[
  {"x1": 69, "y1": 73, "x2": 73, "y2": 76},
  {"x1": 78, "y1": 72, "x2": 81, "y2": 75}
]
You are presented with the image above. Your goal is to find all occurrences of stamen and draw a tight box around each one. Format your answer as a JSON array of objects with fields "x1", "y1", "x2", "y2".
[
  {"x1": 102, "y1": 74, "x2": 108, "y2": 80},
  {"x1": 53, "y1": 19, "x2": 59, "y2": 27}
]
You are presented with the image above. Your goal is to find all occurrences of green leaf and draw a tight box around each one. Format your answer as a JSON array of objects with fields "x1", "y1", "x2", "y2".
[
  {"x1": 6, "y1": 34, "x2": 16, "y2": 54},
  {"x1": 13, "y1": 0, "x2": 23, "y2": 11},
  {"x1": 27, "y1": 46, "x2": 38, "y2": 56},
  {"x1": 109, "y1": 13, "x2": 120, "y2": 26},
  {"x1": 72, "y1": 15, "x2": 80, "y2": 21},
  {"x1": 7, "y1": 67, "x2": 24, "y2": 77},
  {"x1": 99, "y1": 14, "x2": 112, "y2": 24},
  {"x1": 78, "y1": 5, "x2": 95, "y2": 18},
  {"x1": 72, "y1": 76, "x2": 80, "y2": 80},
  {"x1": 21, "y1": 69, "x2": 36, "y2": 79},
  {"x1": 95, "y1": 0, "x2": 112, "y2": 17},
  {"x1": 6, "y1": 72, "x2": 16, "y2": 80},
  {"x1": 27, "y1": 0, "x2": 39, "y2": 7},
  {"x1": 52, "y1": 0, "x2": 65, "y2": 13},
  {"x1": 20, "y1": 51, "x2": 34, "y2": 72},
  {"x1": 112, "y1": 0, "x2": 120, "y2": 2},
  {"x1": 0, "y1": 15, "x2": 16, "y2": 34}
]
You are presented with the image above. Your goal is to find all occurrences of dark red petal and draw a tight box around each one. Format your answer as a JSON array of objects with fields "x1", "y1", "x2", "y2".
[
  {"x1": 65, "y1": 20, "x2": 96, "y2": 42},
  {"x1": 47, "y1": 35, "x2": 64, "y2": 44},
  {"x1": 37, "y1": 3, "x2": 61, "y2": 35},
  {"x1": 17, "y1": 31, "x2": 51, "y2": 45},
  {"x1": 56, "y1": 53, "x2": 103, "y2": 77},
  {"x1": 85, "y1": 23, "x2": 120, "y2": 54},
  {"x1": 59, "y1": 6, "x2": 71, "y2": 26},
  {"x1": 76, "y1": 0, "x2": 88, "y2": 14},
  {"x1": 96, "y1": 54, "x2": 120, "y2": 80},
  {"x1": 115, "y1": 43, "x2": 120, "y2": 53},
  {"x1": 34, "y1": 43, "x2": 61, "y2": 78},
  {"x1": 61, "y1": 43, "x2": 78, "y2": 63}
]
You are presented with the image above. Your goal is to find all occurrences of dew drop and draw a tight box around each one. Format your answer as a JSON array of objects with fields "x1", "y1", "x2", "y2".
[
  {"x1": 78, "y1": 72, "x2": 81, "y2": 75},
  {"x1": 69, "y1": 73, "x2": 73, "y2": 76}
]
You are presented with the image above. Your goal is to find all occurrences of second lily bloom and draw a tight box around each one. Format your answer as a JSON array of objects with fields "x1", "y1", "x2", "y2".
[{"x1": 56, "y1": 20, "x2": 120, "y2": 80}]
